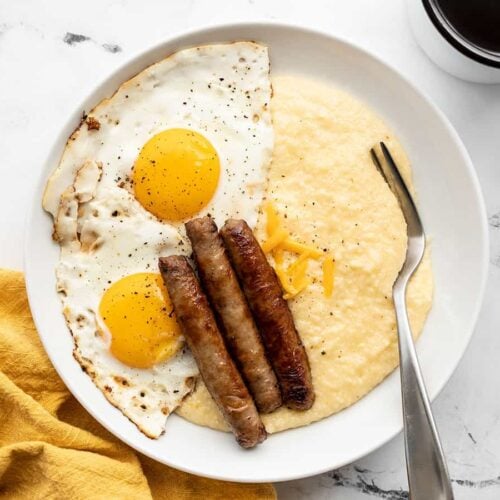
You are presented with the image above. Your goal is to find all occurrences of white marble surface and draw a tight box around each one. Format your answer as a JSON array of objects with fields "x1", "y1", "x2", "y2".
[{"x1": 1, "y1": 0, "x2": 499, "y2": 498}]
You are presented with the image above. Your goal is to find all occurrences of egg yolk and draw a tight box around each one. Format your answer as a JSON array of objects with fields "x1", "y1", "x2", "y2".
[
  {"x1": 99, "y1": 273, "x2": 182, "y2": 369},
  {"x1": 133, "y1": 128, "x2": 220, "y2": 221}
]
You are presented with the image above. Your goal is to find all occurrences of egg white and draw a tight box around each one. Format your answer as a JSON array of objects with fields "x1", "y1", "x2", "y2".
[
  {"x1": 56, "y1": 176, "x2": 199, "y2": 437},
  {"x1": 44, "y1": 42, "x2": 273, "y2": 228},
  {"x1": 43, "y1": 42, "x2": 274, "y2": 437}
]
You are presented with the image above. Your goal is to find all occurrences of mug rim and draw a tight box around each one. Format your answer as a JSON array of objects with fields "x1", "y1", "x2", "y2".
[{"x1": 423, "y1": 0, "x2": 500, "y2": 68}]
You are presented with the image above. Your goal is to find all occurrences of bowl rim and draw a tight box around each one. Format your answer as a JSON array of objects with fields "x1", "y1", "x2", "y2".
[{"x1": 24, "y1": 20, "x2": 489, "y2": 483}]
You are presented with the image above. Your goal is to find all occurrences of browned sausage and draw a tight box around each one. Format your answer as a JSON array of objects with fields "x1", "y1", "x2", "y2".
[
  {"x1": 158, "y1": 255, "x2": 266, "y2": 448},
  {"x1": 220, "y1": 220, "x2": 315, "y2": 411},
  {"x1": 185, "y1": 216, "x2": 281, "y2": 413}
]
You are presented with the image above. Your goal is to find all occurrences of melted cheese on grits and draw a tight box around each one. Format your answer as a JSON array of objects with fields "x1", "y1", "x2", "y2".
[{"x1": 176, "y1": 75, "x2": 433, "y2": 433}]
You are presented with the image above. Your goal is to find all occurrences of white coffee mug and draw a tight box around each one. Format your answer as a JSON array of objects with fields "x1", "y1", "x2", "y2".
[{"x1": 406, "y1": 0, "x2": 500, "y2": 84}]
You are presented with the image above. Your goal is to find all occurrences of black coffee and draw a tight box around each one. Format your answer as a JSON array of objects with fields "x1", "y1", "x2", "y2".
[{"x1": 435, "y1": 0, "x2": 500, "y2": 53}]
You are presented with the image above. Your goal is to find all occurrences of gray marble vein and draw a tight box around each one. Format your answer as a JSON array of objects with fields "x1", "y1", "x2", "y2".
[
  {"x1": 63, "y1": 32, "x2": 90, "y2": 45},
  {"x1": 489, "y1": 213, "x2": 500, "y2": 229},
  {"x1": 63, "y1": 31, "x2": 122, "y2": 53},
  {"x1": 327, "y1": 471, "x2": 409, "y2": 499}
]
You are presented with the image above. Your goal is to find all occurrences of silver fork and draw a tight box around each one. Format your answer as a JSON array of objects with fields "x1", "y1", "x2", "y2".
[{"x1": 370, "y1": 143, "x2": 454, "y2": 500}]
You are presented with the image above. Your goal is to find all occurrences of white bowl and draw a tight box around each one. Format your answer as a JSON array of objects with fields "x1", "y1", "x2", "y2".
[{"x1": 24, "y1": 22, "x2": 488, "y2": 483}]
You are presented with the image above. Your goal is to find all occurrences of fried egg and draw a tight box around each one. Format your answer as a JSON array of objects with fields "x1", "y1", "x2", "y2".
[{"x1": 43, "y1": 42, "x2": 273, "y2": 437}]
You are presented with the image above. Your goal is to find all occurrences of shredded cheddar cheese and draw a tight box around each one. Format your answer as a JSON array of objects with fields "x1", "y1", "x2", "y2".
[
  {"x1": 296, "y1": 277, "x2": 311, "y2": 294},
  {"x1": 275, "y1": 265, "x2": 299, "y2": 295},
  {"x1": 273, "y1": 247, "x2": 284, "y2": 266},
  {"x1": 283, "y1": 277, "x2": 310, "y2": 300},
  {"x1": 265, "y1": 202, "x2": 280, "y2": 236},
  {"x1": 290, "y1": 258, "x2": 308, "y2": 288},
  {"x1": 281, "y1": 239, "x2": 323, "y2": 258},
  {"x1": 261, "y1": 228, "x2": 289, "y2": 253},
  {"x1": 262, "y1": 201, "x2": 336, "y2": 300},
  {"x1": 287, "y1": 251, "x2": 311, "y2": 273}
]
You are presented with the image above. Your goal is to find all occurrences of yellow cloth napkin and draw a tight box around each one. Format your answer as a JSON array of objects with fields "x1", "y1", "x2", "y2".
[{"x1": 0, "y1": 269, "x2": 275, "y2": 499}]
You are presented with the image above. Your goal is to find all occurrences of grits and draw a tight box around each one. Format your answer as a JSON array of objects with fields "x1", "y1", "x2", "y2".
[{"x1": 176, "y1": 75, "x2": 433, "y2": 433}]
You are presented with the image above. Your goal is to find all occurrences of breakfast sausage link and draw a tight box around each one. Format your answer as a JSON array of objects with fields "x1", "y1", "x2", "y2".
[
  {"x1": 186, "y1": 216, "x2": 282, "y2": 413},
  {"x1": 158, "y1": 255, "x2": 266, "y2": 448},
  {"x1": 220, "y1": 219, "x2": 315, "y2": 411}
]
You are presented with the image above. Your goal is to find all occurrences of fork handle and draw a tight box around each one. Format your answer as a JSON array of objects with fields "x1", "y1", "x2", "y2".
[{"x1": 393, "y1": 285, "x2": 454, "y2": 500}]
